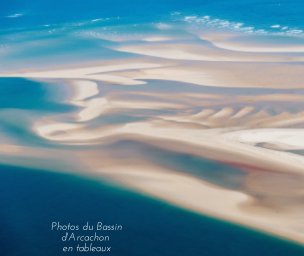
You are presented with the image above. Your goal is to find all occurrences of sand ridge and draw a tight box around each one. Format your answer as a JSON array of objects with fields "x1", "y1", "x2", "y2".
[{"x1": 1, "y1": 29, "x2": 304, "y2": 244}]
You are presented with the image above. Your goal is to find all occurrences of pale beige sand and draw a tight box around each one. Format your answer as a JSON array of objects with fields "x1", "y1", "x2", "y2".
[
  {"x1": 199, "y1": 33, "x2": 304, "y2": 53},
  {"x1": 0, "y1": 144, "x2": 23, "y2": 154},
  {"x1": 1, "y1": 62, "x2": 166, "y2": 85},
  {"x1": 5, "y1": 74, "x2": 304, "y2": 244},
  {"x1": 71, "y1": 80, "x2": 99, "y2": 101},
  {"x1": 114, "y1": 43, "x2": 304, "y2": 62},
  {"x1": 24, "y1": 74, "x2": 304, "y2": 244},
  {"x1": 34, "y1": 121, "x2": 84, "y2": 141},
  {"x1": 78, "y1": 132, "x2": 304, "y2": 243},
  {"x1": 83, "y1": 33, "x2": 175, "y2": 43},
  {"x1": 1, "y1": 29, "x2": 304, "y2": 245},
  {"x1": 267, "y1": 115, "x2": 304, "y2": 128},
  {"x1": 116, "y1": 122, "x2": 304, "y2": 175},
  {"x1": 77, "y1": 97, "x2": 109, "y2": 122},
  {"x1": 142, "y1": 36, "x2": 174, "y2": 42},
  {"x1": 70, "y1": 80, "x2": 109, "y2": 122},
  {"x1": 33, "y1": 115, "x2": 304, "y2": 175},
  {"x1": 212, "y1": 43, "x2": 304, "y2": 53},
  {"x1": 0, "y1": 142, "x2": 85, "y2": 172},
  {"x1": 193, "y1": 109, "x2": 216, "y2": 118},
  {"x1": 111, "y1": 62, "x2": 304, "y2": 88},
  {"x1": 210, "y1": 107, "x2": 235, "y2": 119},
  {"x1": 2, "y1": 57, "x2": 304, "y2": 89},
  {"x1": 232, "y1": 107, "x2": 255, "y2": 119},
  {"x1": 91, "y1": 164, "x2": 304, "y2": 244}
]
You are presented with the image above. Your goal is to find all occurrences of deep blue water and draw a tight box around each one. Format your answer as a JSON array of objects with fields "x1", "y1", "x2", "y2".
[{"x1": 0, "y1": 164, "x2": 303, "y2": 256}]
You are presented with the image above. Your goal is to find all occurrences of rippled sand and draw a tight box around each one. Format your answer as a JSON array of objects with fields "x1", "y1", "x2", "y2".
[{"x1": 1, "y1": 29, "x2": 304, "y2": 244}]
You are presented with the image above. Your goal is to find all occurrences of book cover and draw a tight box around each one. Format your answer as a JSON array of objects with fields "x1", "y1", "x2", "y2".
[{"x1": 0, "y1": 1, "x2": 303, "y2": 255}]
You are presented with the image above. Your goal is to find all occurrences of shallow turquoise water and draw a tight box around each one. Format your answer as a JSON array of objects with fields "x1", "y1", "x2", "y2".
[
  {"x1": 0, "y1": 165, "x2": 303, "y2": 256},
  {"x1": 0, "y1": 78, "x2": 71, "y2": 112},
  {"x1": 1, "y1": 0, "x2": 304, "y2": 32},
  {"x1": 1, "y1": 1, "x2": 304, "y2": 72}
]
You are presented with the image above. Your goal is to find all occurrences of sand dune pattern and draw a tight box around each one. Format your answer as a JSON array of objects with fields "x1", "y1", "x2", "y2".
[{"x1": 1, "y1": 29, "x2": 304, "y2": 244}]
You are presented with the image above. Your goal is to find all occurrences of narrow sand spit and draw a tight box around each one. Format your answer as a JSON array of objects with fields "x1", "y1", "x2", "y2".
[
  {"x1": 198, "y1": 32, "x2": 304, "y2": 53},
  {"x1": 90, "y1": 164, "x2": 304, "y2": 244}
]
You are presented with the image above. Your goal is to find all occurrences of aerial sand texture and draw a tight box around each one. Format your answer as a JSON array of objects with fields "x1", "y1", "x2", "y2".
[{"x1": 1, "y1": 30, "x2": 304, "y2": 244}]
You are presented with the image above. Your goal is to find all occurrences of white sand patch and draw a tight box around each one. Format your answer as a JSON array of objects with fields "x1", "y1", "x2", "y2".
[
  {"x1": 71, "y1": 80, "x2": 99, "y2": 101},
  {"x1": 225, "y1": 128, "x2": 304, "y2": 150}
]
